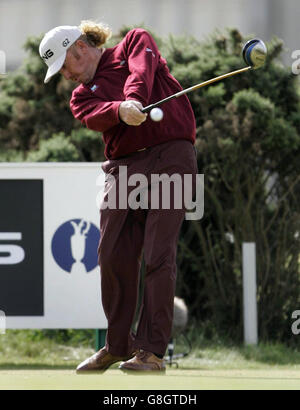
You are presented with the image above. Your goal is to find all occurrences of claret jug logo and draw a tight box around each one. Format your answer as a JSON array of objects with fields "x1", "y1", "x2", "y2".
[{"x1": 51, "y1": 219, "x2": 100, "y2": 274}]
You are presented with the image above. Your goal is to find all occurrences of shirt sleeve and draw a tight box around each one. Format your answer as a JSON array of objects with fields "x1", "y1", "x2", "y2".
[
  {"x1": 123, "y1": 29, "x2": 160, "y2": 106},
  {"x1": 70, "y1": 92, "x2": 122, "y2": 133}
]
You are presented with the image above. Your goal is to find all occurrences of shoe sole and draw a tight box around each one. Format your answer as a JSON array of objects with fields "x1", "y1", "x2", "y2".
[
  {"x1": 119, "y1": 366, "x2": 166, "y2": 375},
  {"x1": 76, "y1": 355, "x2": 136, "y2": 374}
]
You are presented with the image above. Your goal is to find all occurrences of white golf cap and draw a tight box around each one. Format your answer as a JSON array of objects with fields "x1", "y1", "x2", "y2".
[{"x1": 39, "y1": 25, "x2": 82, "y2": 83}]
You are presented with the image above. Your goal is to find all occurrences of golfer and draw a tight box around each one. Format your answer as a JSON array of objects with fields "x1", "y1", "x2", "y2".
[{"x1": 39, "y1": 21, "x2": 198, "y2": 372}]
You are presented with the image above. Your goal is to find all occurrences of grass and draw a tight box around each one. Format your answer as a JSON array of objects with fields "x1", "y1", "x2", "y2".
[
  {"x1": 0, "y1": 329, "x2": 300, "y2": 389},
  {"x1": 0, "y1": 330, "x2": 92, "y2": 369},
  {"x1": 0, "y1": 329, "x2": 300, "y2": 370},
  {"x1": 1, "y1": 369, "x2": 300, "y2": 390}
]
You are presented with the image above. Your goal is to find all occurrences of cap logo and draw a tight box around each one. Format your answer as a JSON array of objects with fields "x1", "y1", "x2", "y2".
[
  {"x1": 42, "y1": 49, "x2": 54, "y2": 60},
  {"x1": 62, "y1": 38, "x2": 70, "y2": 47}
]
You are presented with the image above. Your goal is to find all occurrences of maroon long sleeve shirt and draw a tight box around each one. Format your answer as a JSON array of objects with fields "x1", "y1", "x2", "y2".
[{"x1": 70, "y1": 28, "x2": 196, "y2": 160}]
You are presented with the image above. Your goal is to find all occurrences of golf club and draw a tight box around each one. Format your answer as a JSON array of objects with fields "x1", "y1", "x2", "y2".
[{"x1": 142, "y1": 38, "x2": 267, "y2": 114}]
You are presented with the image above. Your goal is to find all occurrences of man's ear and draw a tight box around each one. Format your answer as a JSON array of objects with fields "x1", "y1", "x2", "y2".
[{"x1": 75, "y1": 39, "x2": 89, "y2": 53}]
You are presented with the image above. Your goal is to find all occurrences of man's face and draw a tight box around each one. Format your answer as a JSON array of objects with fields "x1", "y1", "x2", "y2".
[{"x1": 60, "y1": 42, "x2": 93, "y2": 84}]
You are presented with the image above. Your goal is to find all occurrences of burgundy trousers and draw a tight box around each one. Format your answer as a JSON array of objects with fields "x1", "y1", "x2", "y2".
[{"x1": 98, "y1": 139, "x2": 198, "y2": 357}]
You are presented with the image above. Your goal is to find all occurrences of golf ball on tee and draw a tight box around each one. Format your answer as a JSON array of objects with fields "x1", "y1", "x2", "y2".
[{"x1": 150, "y1": 107, "x2": 164, "y2": 122}]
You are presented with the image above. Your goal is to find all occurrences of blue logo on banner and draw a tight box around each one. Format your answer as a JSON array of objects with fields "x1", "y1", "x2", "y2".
[{"x1": 51, "y1": 219, "x2": 100, "y2": 273}]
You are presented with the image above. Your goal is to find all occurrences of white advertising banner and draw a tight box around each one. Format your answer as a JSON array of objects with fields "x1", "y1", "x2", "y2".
[{"x1": 0, "y1": 163, "x2": 107, "y2": 329}]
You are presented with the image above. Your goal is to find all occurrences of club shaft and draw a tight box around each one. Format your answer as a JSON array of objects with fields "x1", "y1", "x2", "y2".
[{"x1": 141, "y1": 66, "x2": 251, "y2": 113}]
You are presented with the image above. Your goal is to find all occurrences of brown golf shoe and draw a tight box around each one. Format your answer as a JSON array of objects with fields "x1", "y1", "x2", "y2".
[
  {"x1": 76, "y1": 347, "x2": 135, "y2": 373},
  {"x1": 119, "y1": 350, "x2": 166, "y2": 373}
]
